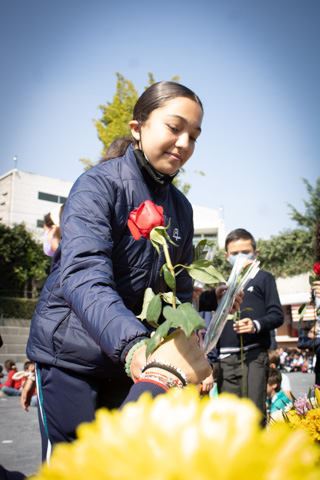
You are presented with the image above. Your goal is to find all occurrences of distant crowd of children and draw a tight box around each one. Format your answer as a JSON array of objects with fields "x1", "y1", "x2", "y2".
[{"x1": 277, "y1": 347, "x2": 313, "y2": 373}]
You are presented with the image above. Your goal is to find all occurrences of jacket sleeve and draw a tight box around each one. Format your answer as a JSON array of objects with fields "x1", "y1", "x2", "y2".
[
  {"x1": 199, "y1": 290, "x2": 218, "y2": 312},
  {"x1": 252, "y1": 274, "x2": 284, "y2": 332},
  {"x1": 59, "y1": 169, "x2": 150, "y2": 364}
]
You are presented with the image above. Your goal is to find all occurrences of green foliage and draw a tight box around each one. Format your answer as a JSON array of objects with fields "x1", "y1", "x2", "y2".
[
  {"x1": 95, "y1": 73, "x2": 138, "y2": 157},
  {"x1": 146, "y1": 302, "x2": 205, "y2": 357},
  {"x1": 257, "y1": 229, "x2": 313, "y2": 278},
  {"x1": 0, "y1": 297, "x2": 37, "y2": 319},
  {"x1": 0, "y1": 223, "x2": 51, "y2": 298},
  {"x1": 212, "y1": 248, "x2": 232, "y2": 280},
  {"x1": 287, "y1": 177, "x2": 320, "y2": 235},
  {"x1": 173, "y1": 167, "x2": 191, "y2": 195}
]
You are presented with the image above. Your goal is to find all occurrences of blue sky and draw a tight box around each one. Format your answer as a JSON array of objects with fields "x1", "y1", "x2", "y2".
[{"x1": 1, "y1": 0, "x2": 319, "y2": 240}]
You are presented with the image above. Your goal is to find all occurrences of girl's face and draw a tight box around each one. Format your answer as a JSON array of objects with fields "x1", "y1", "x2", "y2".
[{"x1": 130, "y1": 97, "x2": 203, "y2": 175}]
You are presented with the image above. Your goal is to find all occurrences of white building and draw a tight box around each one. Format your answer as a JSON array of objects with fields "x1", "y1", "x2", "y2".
[
  {"x1": 192, "y1": 205, "x2": 225, "y2": 249},
  {"x1": 0, "y1": 169, "x2": 72, "y2": 237},
  {"x1": 0, "y1": 169, "x2": 225, "y2": 245}
]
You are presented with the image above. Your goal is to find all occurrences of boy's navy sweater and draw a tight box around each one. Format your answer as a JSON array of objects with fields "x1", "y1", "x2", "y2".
[{"x1": 218, "y1": 270, "x2": 283, "y2": 354}]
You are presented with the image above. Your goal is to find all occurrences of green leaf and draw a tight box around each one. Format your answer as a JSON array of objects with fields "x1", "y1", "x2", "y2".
[
  {"x1": 136, "y1": 288, "x2": 155, "y2": 321},
  {"x1": 145, "y1": 320, "x2": 175, "y2": 357},
  {"x1": 163, "y1": 303, "x2": 205, "y2": 338},
  {"x1": 163, "y1": 264, "x2": 176, "y2": 290},
  {"x1": 298, "y1": 303, "x2": 307, "y2": 327},
  {"x1": 241, "y1": 307, "x2": 254, "y2": 313},
  {"x1": 187, "y1": 263, "x2": 225, "y2": 285},
  {"x1": 190, "y1": 259, "x2": 213, "y2": 268},
  {"x1": 146, "y1": 294, "x2": 162, "y2": 328},
  {"x1": 150, "y1": 227, "x2": 168, "y2": 247},
  {"x1": 193, "y1": 239, "x2": 208, "y2": 261},
  {"x1": 227, "y1": 312, "x2": 238, "y2": 322},
  {"x1": 160, "y1": 292, "x2": 181, "y2": 305}
]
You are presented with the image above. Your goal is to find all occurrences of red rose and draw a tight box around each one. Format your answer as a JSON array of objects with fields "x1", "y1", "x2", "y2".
[
  {"x1": 127, "y1": 200, "x2": 164, "y2": 240},
  {"x1": 313, "y1": 263, "x2": 320, "y2": 275}
]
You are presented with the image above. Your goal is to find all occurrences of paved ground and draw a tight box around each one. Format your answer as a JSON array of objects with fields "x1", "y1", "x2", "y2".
[{"x1": 0, "y1": 371, "x2": 317, "y2": 478}]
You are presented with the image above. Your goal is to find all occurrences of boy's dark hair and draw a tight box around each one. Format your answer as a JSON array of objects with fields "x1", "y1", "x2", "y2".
[
  {"x1": 268, "y1": 367, "x2": 282, "y2": 392},
  {"x1": 268, "y1": 350, "x2": 280, "y2": 367},
  {"x1": 24, "y1": 360, "x2": 34, "y2": 370},
  {"x1": 225, "y1": 228, "x2": 256, "y2": 251}
]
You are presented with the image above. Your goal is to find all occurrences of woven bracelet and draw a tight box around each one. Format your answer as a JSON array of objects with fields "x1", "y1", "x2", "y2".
[
  {"x1": 140, "y1": 371, "x2": 184, "y2": 388},
  {"x1": 141, "y1": 359, "x2": 188, "y2": 386},
  {"x1": 125, "y1": 339, "x2": 148, "y2": 378}
]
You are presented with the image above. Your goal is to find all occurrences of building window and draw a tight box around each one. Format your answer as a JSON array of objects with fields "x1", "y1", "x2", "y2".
[
  {"x1": 37, "y1": 219, "x2": 44, "y2": 228},
  {"x1": 38, "y1": 192, "x2": 67, "y2": 203},
  {"x1": 193, "y1": 233, "x2": 217, "y2": 247}
]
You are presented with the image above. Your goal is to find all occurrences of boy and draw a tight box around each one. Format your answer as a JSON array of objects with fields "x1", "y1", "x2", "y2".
[
  {"x1": 268, "y1": 349, "x2": 293, "y2": 401},
  {"x1": 215, "y1": 228, "x2": 284, "y2": 422},
  {"x1": 267, "y1": 367, "x2": 291, "y2": 414}
]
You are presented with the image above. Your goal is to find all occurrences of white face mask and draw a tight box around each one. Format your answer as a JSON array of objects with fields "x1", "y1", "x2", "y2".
[{"x1": 228, "y1": 253, "x2": 254, "y2": 267}]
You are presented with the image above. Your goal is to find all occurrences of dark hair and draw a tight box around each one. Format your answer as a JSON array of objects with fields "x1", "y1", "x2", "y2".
[
  {"x1": 4, "y1": 359, "x2": 16, "y2": 371},
  {"x1": 133, "y1": 81, "x2": 203, "y2": 124},
  {"x1": 268, "y1": 349, "x2": 280, "y2": 367},
  {"x1": 100, "y1": 81, "x2": 203, "y2": 163},
  {"x1": 225, "y1": 228, "x2": 256, "y2": 251},
  {"x1": 268, "y1": 367, "x2": 282, "y2": 392},
  {"x1": 44, "y1": 212, "x2": 54, "y2": 229},
  {"x1": 99, "y1": 137, "x2": 132, "y2": 163},
  {"x1": 24, "y1": 360, "x2": 34, "y2": 370}
]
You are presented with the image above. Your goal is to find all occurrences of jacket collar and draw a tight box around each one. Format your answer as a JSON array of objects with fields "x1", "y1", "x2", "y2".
[{"x1": 133, "y1": 148, "x2": 179, "y2": 187}]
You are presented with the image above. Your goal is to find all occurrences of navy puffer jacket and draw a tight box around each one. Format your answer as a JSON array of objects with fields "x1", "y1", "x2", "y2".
[{"x1": 27, "y1": 145, "x2": 194, "y2": 378}]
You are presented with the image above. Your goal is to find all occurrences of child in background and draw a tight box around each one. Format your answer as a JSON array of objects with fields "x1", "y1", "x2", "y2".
[
  {"x1": 267, "y1": 367, "x2": 291, "y2": 415},
  {"x1": 12, "y1": 360, "x2": 38, "y2": 407},
  {"x1": 0, "y1": 359, "x2": 24, "y2": 396},
  {"x1": 268, "y1": 349, "x2": 293, "y2": 401}
]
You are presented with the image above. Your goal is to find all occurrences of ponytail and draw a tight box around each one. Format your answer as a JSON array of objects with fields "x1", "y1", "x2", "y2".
[{"x1": 99, "y1": 137, "x2": 133, "y2": 163}]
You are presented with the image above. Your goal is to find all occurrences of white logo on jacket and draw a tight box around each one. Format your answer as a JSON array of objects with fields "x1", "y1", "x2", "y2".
[{"x1": 172, "y1": 228, "x2": 181, "y2": 242}]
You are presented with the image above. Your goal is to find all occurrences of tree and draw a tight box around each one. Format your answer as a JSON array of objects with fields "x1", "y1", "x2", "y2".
[
  {"x1": 287, "y1": 177, "x2": 320, "y2": 235},
  {"x1": 0, "y1": 223, "x2": 51, "y2": 298},
  {"x1": 257, "y1": 229, "x2": 313, "y2": 278}
]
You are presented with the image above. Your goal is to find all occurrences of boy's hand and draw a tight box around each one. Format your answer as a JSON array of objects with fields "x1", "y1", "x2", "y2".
[{"x1": 233, "y1": 317, "x2": 256, "y2": 334}]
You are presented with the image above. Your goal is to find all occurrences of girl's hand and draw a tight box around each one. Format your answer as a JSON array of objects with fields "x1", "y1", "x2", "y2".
[
  {"x1": 129, "y1": 343, "x2": 147, "y2": 383},
  {"x1": 147, "y1": 329, "x2": 211, "y2": 385}
]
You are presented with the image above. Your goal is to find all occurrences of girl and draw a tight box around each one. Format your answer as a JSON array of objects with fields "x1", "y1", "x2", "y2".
[{"x1": 24, "y1": 81, "x2": 210, "y2": 461}]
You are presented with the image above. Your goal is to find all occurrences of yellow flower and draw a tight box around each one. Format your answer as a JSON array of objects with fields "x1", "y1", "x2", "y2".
[
  {"x1": 303, "y1": 409, "x2": 320, "y2": 442},
  {"x1": 30, "y1": 388, "x2": 320, "y2": 480}
]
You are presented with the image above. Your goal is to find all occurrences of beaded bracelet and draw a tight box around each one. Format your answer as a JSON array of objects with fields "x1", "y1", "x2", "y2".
[
  {"x1": 141, "y1": 359, "x2": 188, "y2": 386},
  {"x1": 140, "y1": 371, "x2": 184, "y2": 388},
  {"x1": 125, "y1": 339, "x2": 148, "y2": 378}
]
